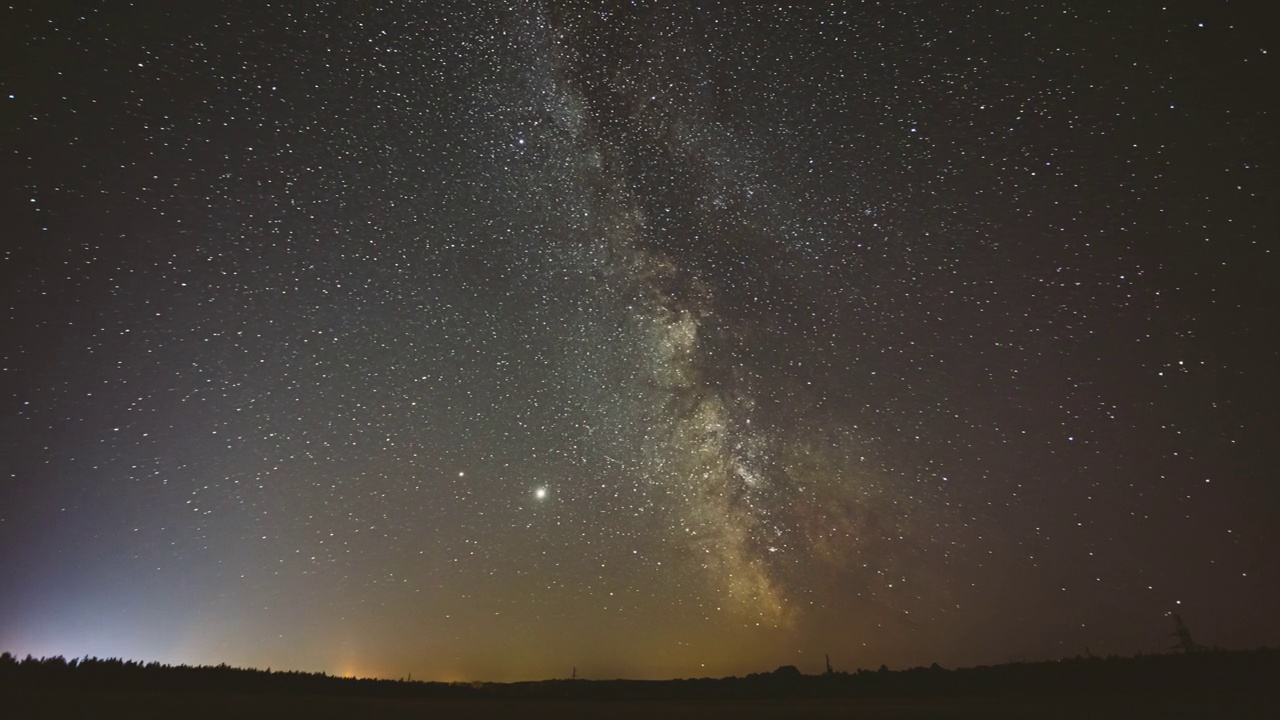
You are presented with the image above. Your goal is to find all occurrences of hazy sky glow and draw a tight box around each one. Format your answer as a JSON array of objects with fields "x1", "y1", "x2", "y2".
[{"x1": 1, "y1": 1, "x2": 1276, "y2": 682}]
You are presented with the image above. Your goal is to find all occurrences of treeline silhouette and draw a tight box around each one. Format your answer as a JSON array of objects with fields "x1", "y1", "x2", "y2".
[{"x1": 3, "y1": 648, "x2": 1278, "y2": 701}]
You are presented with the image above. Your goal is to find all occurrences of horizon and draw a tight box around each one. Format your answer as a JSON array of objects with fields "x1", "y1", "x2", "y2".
[
  {"x1": 2, "y1": 0, "x2": 1276, "y2": 686},
  {"x1": 0, "y1": 612, "x2": 1246, "y2": 684},
  {"x1": 5, "y1": 641, "x2": 1259, "y2": 686}
]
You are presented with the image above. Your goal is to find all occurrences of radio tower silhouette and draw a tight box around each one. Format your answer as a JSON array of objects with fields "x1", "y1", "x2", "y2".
[{"x1": 1169, "y1": 614, "x2": 1202, "y2": 653}]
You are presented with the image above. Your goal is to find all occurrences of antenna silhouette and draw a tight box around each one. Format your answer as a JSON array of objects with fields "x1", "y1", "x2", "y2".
[{"x1": 1170, "y1": 614, "x2": 1202, "y2": 653}]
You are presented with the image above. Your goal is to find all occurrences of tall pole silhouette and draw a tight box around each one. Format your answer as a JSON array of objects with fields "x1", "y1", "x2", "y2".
[{"x1": 1170, "y1": 614, "x2": 1201, "y2": 653}]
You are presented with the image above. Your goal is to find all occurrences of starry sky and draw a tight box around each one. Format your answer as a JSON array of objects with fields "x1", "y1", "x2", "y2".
[{"x1": 1, "y1": 0, "x2": 1276, "y2": 683}]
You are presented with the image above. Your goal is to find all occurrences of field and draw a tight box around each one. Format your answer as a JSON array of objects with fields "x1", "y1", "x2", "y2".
[
  {"x1": 8, "y1": 690, "x2": 1277, "y2": 719},
  {"x1": 6, "y1": 650, "x2": 1279, "y2": 718}
]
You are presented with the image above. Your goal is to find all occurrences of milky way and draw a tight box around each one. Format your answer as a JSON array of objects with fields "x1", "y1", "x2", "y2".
[
  {"x1": 2, "y1": 1, "x2": 1276, "y2": 681},
  {"x1": 486, "y1": 4, "x2": 928, "y2": 624}
]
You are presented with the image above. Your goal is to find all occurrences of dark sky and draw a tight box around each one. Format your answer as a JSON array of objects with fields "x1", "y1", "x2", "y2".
[{"x1": 1, "y1": 0, "x2": 1276, "y2": 682}]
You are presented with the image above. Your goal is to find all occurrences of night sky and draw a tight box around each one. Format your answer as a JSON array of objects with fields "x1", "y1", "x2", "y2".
[{"x1": 2, "y1": 0, "x2": 1276, "y2": 683}]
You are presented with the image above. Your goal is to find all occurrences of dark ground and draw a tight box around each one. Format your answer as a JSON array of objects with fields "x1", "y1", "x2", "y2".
[
  {"x1": 7, "y1": 690, "x2": 1279, "y2": 720},
  {"x1": 5, "y1": 649, "x2": 1279, "y2": 717}
]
